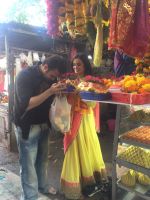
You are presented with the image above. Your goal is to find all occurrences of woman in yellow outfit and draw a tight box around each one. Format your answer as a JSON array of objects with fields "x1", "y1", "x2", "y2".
[{"x1": 61, "y1": 53, "x2": 107, "y2": 199}]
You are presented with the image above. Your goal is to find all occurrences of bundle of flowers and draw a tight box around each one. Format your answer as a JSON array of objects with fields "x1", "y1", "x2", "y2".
[
  {"x1": 46, "y1": 0, "x2": 59, "y2": 37},
  {"x1": 60, "y1": 74, "x2": 113, "y2": 94},
  {"x1": 84, "y1": 75, "x2": 112, "y2": 88},
  {"x1": 59, "y1": 71, "x2": 116, "y2": 94},
  {"x1": 121, "y1": 74, "x2": 150, "y2": 94},
  {"x1": 77, "y1": 81, "x2": 109, "y2": 93}
]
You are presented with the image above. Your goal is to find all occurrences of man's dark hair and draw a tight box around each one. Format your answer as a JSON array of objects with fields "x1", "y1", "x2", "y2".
[{"x1": 42, "y1": 55, "x2": 67, "y2": 74}]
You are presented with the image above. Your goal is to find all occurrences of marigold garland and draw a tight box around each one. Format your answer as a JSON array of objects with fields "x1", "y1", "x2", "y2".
[{"x1": 121, "y1": 74, "x2": 150, "y2": 94}]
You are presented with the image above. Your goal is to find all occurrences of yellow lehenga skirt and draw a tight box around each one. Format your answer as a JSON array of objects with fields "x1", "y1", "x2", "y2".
[{"x1": 61, "y1": 104, "x2": 106, "y2": 199}]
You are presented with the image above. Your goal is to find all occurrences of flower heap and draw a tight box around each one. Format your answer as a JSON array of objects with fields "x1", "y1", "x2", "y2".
[
  {"x1": 77, "y1": 75, "x2": 112, "y2": 93},
  {"x1": 121, "y1": 74, "x2": 150, "y2": 94},
  {"x1": 84, "y1": 75, "x2": 112, "y2": 87},
  {"x1": 60, "y1": 74, "x2": 113, "y2": 94}
]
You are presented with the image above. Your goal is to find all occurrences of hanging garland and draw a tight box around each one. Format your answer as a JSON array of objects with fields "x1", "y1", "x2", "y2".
[
  {"x1": 45, "y1": 0, "x2": 110, "y2": 42},
  {"x1": 46, "y1": 0, "x2": 59, "y2": 37}
]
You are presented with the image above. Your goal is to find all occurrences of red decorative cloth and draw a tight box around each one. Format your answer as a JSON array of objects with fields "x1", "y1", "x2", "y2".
[{"x1": 109, "y1": 0, "x2": 150, "y2": 58}]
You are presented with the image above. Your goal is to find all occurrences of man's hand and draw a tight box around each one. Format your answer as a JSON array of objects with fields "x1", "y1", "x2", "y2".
[{"x1": 49, "y1": 82, "x2": 67, "y2": 95}]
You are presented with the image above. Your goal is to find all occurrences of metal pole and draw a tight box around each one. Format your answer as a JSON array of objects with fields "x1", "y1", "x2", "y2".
[
  {"x1": 112, "y1": 104, "x2": 122, "y2": 200},
  {"x1": 5, "y1": 34, "x2": 12, "y2": 134}
]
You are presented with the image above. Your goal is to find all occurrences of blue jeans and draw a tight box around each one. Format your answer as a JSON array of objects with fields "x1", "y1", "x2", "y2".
[{"x1": 15, "y1": 124, "x2": 50, "y2": 200}]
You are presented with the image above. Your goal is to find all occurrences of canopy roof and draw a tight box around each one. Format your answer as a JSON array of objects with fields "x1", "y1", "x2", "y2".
[{"x1": 0, "y1": 22, "x2": 86, "y2": 53}]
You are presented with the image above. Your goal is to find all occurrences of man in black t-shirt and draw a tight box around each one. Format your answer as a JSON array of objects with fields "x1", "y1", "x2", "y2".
[{"x1": 14, "y1": 55, "x2": 66, "y2": 200}]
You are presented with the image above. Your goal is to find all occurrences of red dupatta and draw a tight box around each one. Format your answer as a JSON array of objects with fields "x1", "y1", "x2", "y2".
[
  {"x1": 63, "y1": 110, "x2": 82, "y2": 153},
  {"x1": 63, "y1": 94, "x2": 100, "y2": 153},
  {"x1": 109, "y1": 0, "x2": 150, "y2": 58},
  {"x1": 93, "y1": 103, "x2": 100, "y2": 133}
]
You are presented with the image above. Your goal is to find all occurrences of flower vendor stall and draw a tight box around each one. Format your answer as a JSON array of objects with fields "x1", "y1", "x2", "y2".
[
  {"x1": 45, "y1": 1, "x2": 150, "y2": 199},
  {"x1": 0, "y1": 0, "x2": 149, "y2": 199}
]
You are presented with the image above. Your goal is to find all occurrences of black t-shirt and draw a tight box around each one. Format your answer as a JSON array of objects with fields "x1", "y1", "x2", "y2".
[{"x1": 13, "y1": 65, "x2": 54, "y2": 139}]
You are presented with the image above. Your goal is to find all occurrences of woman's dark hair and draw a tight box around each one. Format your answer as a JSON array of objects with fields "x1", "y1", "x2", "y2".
[
  {"x1": 42, "y1": 54, "x2": 67, "y2": 74},
  {"x1": 72, "y1": 53, "x2": 92, "y2": 75}
]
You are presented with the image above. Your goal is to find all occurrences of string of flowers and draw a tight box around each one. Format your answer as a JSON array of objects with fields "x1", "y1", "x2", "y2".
[{"x1": 46, "y1": 0, "x2": 59, "y2": 37}]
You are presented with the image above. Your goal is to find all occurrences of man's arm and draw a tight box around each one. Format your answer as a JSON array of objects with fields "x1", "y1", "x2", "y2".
[
  {"x1": 16, "y1": 71, "x2": 66, "y2": 112},
  {"x1": 27, "y1": 83, "x2": 66, "y2": 110}
]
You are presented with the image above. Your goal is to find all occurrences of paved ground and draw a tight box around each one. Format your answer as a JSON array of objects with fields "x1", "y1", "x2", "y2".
[
  {"x1": 0, "y1": 131, "x2": 113, "y2": 200},
  {"x1": 0, "y1": 131, "x2": 146, "y2": 200}
]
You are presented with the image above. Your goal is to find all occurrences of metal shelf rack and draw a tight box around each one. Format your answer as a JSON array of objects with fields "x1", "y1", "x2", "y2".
[
  {"x1": 111, "y1": 104, "x2": 150, "y2": 200},
  {"x1": 119, "y1": 137, "x2": 150, "y2": 150},
  {"x1": 116, "y1": 157, "x2": 150, "y2": 176},
  {"x1": 117, "y1": 180, "x2": 150, "y2": 200},
  {"x1": 82, "y1": 100, "x2": 150, "y2": 200}
]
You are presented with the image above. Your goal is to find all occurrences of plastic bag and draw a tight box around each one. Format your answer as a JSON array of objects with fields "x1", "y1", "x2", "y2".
[{"x1": 49, "y1": 96, "x2": 71, "y2": 133}]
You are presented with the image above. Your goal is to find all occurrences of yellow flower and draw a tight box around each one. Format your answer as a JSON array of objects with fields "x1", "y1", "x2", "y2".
[
  {"x1": 123, "y1": 75, "x2": 134, "y2": 82},
  {"x1": 142, "y1": 84, "x2": 150, "y2": 92},
  {"x1": 123, "y1": 80, "x2": 138, "y2": 92},
  {"x1": 136, "y1": 76, "x2": 146, "y2": 86}
]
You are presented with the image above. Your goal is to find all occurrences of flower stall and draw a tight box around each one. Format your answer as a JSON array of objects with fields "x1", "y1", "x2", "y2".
[
  {"x1": 0, "y1": 0, "x2": 149, "y2": 199},
  {"x1": 45, "y1": 1, "x2": 150, "y2": 199}
]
